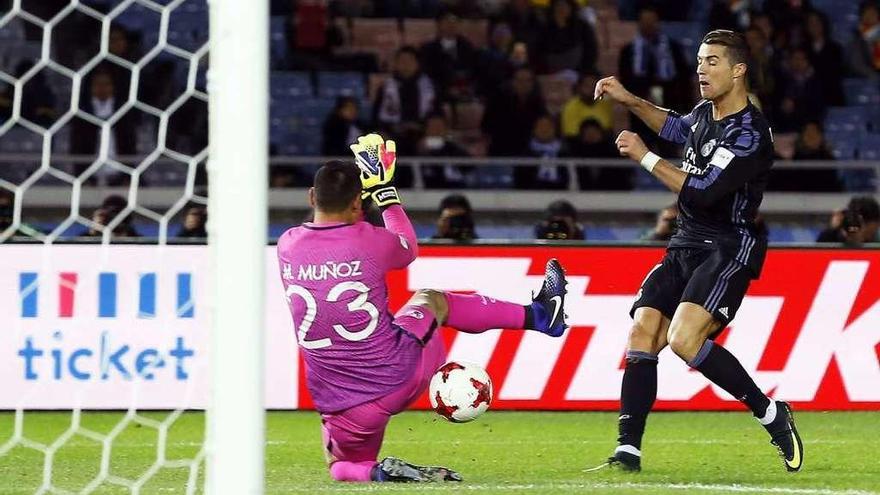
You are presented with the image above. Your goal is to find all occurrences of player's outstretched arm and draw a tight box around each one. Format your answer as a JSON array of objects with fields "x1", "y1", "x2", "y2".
[
  {"x1": 350, "y1": 133, "x2": 418, "y2": 267},
  {"x1": 615, "y1": 130, "x2": 687, "y2": 193},
  {"x1": 594, "y1": 76, "x2": 669, "y2": 134}
]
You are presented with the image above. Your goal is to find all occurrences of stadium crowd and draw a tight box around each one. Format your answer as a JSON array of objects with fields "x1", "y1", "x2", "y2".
[{"x1": 0, "y1": 0, "x2": 878, "y2": 242}]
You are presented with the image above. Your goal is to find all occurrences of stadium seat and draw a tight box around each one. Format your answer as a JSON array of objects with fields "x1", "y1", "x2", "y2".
[
  {"x1": 842, "y1": 78, "x2": 880, "y2": 106},
  {"x1": 316, "y1": 71, "x2": 366, "y2": 98},
  {"x1": 167, "y1": 11, "x2": 209, "y2": 52},
  {"x1": 825, "y1": 131, "x2": 858, "y2": 160},
  {"x1": 270, "y1": 16, "x2": 287, "y2": 68},
  {"x1": 458, "y1": 20, "x2": 488, "y2": 48},
  {"x1": 350, "y1": 19, "x2": 401, "y2": 70},
  {"x1": 270, "y1": 71, "x2": 313, "y2": 98},
  {"x1": 0, "y1": 17, "x2": 25, "y2": 41},
  {"x1": 606, "y1": 21, "x2": 637, "y2": 52},
  {"x1": 402, "y1": 19, "x2": 436, "y2": 47},
  {"x1": 824, "y1": 106, "x2": 870, "y2": 134}
]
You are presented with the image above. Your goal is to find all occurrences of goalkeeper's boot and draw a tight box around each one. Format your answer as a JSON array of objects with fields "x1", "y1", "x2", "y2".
[
  {"x1": 528, "y1": 258, "x2": 569, "y2": 337},
  {"x1": 583, "y1": 449, "x2": 641, "y2": 473},
  {"x1": 373, "y1": 457, "x2": 462, "y2": 482},
  {"x1": 761, "y1": 401, "x2": 803, "y2": 472}
]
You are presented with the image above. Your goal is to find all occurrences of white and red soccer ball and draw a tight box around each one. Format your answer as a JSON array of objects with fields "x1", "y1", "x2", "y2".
[{"x1": 429, "y1": 361, "x2": 493, "y2": 423}]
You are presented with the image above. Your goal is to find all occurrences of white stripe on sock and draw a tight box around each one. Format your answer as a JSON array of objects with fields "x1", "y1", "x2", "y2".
[
  {"x1": 758, "y1": 400, "x2": 777, "y2": 426},
  {"x1": 615, "y1": 444, "x2": 642, "y2": 457}
]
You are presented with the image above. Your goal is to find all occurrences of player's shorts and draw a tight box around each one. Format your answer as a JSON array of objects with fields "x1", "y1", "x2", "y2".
[
  {"x1": 630, "y1": 247, "x2": 752, "y2": 330},
  {"x1": 320, "y1": 304, "x2": 447, "y2": 464}
]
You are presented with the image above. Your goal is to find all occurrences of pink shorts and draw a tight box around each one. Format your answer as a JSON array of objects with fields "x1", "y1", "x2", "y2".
[{"x1": 320, "y1": 305, "x2": 447, "y2": 463}]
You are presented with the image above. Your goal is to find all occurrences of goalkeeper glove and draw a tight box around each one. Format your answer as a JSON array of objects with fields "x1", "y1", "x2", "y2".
[{"x1": 350, "y1": 133, "x2": 401, "y2": 210}]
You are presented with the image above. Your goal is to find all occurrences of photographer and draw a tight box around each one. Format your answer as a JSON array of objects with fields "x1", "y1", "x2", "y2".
[
  {"x1": 816, "y1": 196, "x2": 880, "y2": 246},
  {"x1": 432, "y1": 194, "x2": 478, "y2": 241},
  {"x1": 534, "y1": 199, "x2": 585, "y2": 240}
]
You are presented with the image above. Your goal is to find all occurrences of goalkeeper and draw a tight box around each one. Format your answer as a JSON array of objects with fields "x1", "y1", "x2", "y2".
[{"x1": 276, "y1": 134, "x2": 570, "y2": 482}]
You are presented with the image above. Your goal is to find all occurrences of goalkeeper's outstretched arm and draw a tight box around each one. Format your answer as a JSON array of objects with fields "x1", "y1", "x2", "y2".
[{"x1": 351, "y1": 133, "x2": 418, "y2": 268}]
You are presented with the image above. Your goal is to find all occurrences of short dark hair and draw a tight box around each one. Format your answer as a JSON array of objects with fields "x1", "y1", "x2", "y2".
[
  {"x1": 702, "y1": 29, "x2": 749, "y2": 67},
  {"x1": 438, "y1": 194, "x2": 472, "y2": 213},
  {"x1": 848, "y1": 195, "x2": 880, "y2": 222},
  {"x1": 313, "y1": 160, "x2": 362, "y2": 213},
  {"x1": 546, "y1": 199, "x2": 577, "y2": 221}
]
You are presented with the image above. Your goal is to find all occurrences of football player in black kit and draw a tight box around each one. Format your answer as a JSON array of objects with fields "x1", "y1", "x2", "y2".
[{"x1": 590, "y1": 30, "x2": 803, "y2": 473}]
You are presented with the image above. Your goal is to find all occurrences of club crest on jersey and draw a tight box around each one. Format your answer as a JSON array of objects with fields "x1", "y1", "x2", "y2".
[{"x1": 701, "y1": 139, "x2": 717, "y2": 157}]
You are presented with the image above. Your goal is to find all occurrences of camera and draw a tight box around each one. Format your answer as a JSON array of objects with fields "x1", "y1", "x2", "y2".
[
  {"x1": 535, "y1": 216, "x2": 584, "y2": 240},
  {"x1": 444, "y1": 213, "x2": 476, "y2": 240},
  {"x1": 841, "y1": 208, "x2": 863, "y2": 233}
]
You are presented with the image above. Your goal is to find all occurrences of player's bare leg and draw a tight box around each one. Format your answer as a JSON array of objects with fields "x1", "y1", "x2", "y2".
[
  {"x1": 589, "y1": 307, "x2": 669, "y2": 473},
  {"x1": 669, "y1": 303, "x2": 803, "y2": 472}
]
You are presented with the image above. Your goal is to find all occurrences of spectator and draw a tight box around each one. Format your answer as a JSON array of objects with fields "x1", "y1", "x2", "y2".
[
  {"x1": 619, "y1": 6, "x2": 691, "y2": 151},
  {"x1": 764, "y1": 0, "x2": 813, "y2": 48},
  {"x1": 804, "y1": 10, "x2": 844, "y2": 107},
  {"x1": 0, "y1": 189, "x2": 40, "y2": 237},
  {"x1": 816, "y1": 196, "x2": 880, "y2": 245},
  {"x1": 640, "y1": 204, "x2": 678, "y2": 241},
  {"x1": 769, "y1": 122, "x2": 841, "y2": 191},
  {"x1": 83, "y1": 194, "x2": 140, "y2": 238},
  {"x1": 109, "y1": 25, "x2": 139, "y2": 63},
  {"x1": 620, "y1": 0, "x2": 693, "y2": 22},
  {"x1": 567, "y1": 119, "x2": 631, "y2": 190},
  {"x1": 321, "y1": 96, "x2": 363, "y2": 156},
  {"x1": 432, "y1": 194, "x2": 478, "y2": 240},
  {"x1": 17, "y1": 60, "x2": 57, "y2": 128},
  {"x1": 498, "y1": 0, "x2": 541, "y2": 50},
  {"x1": 535, "y1": 0, "x2": 598, "y2": 75},
  {"x1": 482, "y1": 67, "x2": 546, "y2": 156},
  {"x1": 420, "y1": 11, "x2": 478, "y2": 101},
  {"x1": 286, "y1": 0, "x2": 342, "y2": 71},
  {"x1": 176, "y1": 204, "x2": 208, "y2": 238},
  {"x1": 71, "y1": 68, "x2": 138, "y2": 185},
  {"x1": 518, "y1": 114, "x2": 568, "y2": 189},
  {"x1": 374, "y1": 46, "x2": 436, "y2": 156},
  {"x1": 560, "y1": 71, "x2": 614, "y2": 138},
  {"x1": 477, "y1": 22, "x2": 516, "y2": 96},
  {"x1": 534, "y1": 199, "x2": 585, "y2": 240},
  {"x1": 846, "y1": 1, "x2": 880, "y2": 78},
  {"x1": 773, "y1": 48, "x2": 824, "y2": 132},
  {"x1": 416, "y1": 113, "x2": 473, "y2": 189},
  {"x1": 708, "y1": 0, "x2": 753, "y2": 32},
  {"x1": 744, "y1": 25, "x2": 777, "y2": 113}
]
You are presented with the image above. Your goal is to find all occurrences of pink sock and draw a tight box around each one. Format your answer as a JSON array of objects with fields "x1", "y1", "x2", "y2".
[
  {"x1": 329, "y1": 460, "x2": 376, "y2": 482},
  {"x1": 444, "y1": 292, "x2": 525, "y2": 333}
]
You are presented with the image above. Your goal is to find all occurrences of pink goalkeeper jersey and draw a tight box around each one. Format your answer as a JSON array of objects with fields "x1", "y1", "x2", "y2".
[{"x1": 276, "y1": 205, "x2": 420, "y2": 413}]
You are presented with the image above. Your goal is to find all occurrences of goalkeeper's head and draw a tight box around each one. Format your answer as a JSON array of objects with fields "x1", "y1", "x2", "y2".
[{"x1": 310, "y1": 160, "x2": 363, "y2": 222}]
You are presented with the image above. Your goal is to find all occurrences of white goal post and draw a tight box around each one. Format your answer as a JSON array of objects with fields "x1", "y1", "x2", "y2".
[{"x1": 207, "y1": 0, "x2": 268, "y2": 494}]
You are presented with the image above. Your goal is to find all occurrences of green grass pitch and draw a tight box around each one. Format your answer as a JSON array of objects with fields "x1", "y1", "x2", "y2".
[{"x1": 0, "y1": 411, "x2": 877, "y2": 494}]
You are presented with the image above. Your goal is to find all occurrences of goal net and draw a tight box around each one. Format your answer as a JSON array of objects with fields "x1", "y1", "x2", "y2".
[{"x1": 0, "y1": 0, "x2": 266, "y2": 493}]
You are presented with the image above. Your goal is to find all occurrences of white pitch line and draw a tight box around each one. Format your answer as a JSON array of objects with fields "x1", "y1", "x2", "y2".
[
  {"x1": 284, "y1": 482, "x2": 879, "y2": 495},
  {"x1": 71, "y1": 438, "x2": 855, "y2": 448}
]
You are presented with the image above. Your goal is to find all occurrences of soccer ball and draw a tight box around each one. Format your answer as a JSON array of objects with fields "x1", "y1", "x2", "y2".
[{"x1": 429, "y1": 361, "x2": 493, "y2": 423}]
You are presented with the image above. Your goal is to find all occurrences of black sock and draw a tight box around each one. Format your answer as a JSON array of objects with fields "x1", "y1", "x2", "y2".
[
  {"x1": 691, "y1": 341, "x2": 770, "y2": 417},
  {"x1": 617, "y1": 351, "x2": 658, "y2": 450},
  {"x1": 523, "y1": 305, "x2": 535, "y2": 329}
]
